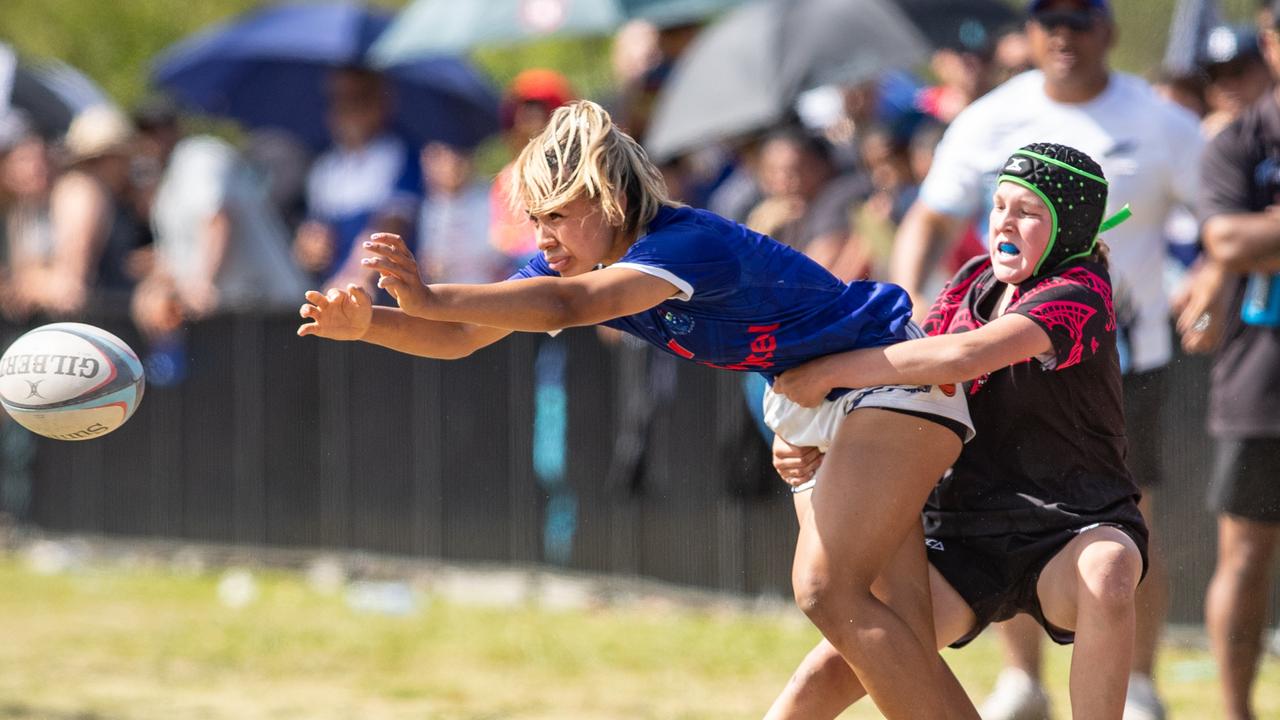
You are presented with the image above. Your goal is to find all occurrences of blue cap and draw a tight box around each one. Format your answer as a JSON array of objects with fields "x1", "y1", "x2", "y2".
[{"x1": 1028, "y1": 0, "x2": 1111, "y2": 14}]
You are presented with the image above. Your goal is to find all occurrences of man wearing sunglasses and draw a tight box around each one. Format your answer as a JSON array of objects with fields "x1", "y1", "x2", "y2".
[{"x1": 889, "y1": 2, "x2": 1204, "y2": 719}]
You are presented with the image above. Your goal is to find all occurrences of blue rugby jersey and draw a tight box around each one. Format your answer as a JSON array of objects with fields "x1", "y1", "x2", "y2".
[{"x1": 510, "y1": 205, "x2": 913, "y2": 383}]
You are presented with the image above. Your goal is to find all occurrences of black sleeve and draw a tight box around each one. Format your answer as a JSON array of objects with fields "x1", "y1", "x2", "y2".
[
  {"x1": 1199, "y1": 122, "x2": 1256, "y2": 220},
  {"x1": 1009, "y1": 266, "x2": 1115, "y2": 371}
]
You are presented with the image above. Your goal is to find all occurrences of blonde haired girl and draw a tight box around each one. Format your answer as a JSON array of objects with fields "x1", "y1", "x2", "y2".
[{"x1": 299, "y1": 100, "x2": 977, "y2": 719}]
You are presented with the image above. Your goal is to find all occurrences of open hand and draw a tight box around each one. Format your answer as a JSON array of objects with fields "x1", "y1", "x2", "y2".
[
  {"x1": 360, "y1": 232, "x2": 433, "y2": 317},
  {"x1": 298, "y1": 284, "x2": 373, "y2": 340},
  {"x1": 772, "y1": 356, "x2": 836, "y2": 408}
]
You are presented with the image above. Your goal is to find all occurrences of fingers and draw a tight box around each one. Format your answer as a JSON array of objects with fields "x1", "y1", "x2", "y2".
[
  {"x1": 346, "y1": 283, "x2": 371, "y2": 307},
  {"x1": 361, "y1": 254, "x2": 417, "y2": 280},
  {"x1": 377, "y1": 274, "x2": 405, "y2": 292},
  {"x1": 363, "y1": 237, "x2": 417, "y2": 269}
]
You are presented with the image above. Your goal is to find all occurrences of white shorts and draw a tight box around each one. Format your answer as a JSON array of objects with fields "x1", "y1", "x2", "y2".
[
  {"x1": 762, "y1": 326, "x2": 975, "y2": 454},
  {"x1": 763, "y1": 380, "x2": 974, "y2": 451}
]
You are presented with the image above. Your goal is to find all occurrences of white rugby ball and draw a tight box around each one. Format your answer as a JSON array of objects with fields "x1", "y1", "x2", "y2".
[{"x1": 0, "y1": 322, "x2": 145, "y2": 441}]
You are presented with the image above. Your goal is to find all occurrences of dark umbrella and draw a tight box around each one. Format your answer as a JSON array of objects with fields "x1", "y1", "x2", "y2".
[
  {"x1": 151, "y1": 1, "x2": 499, "y2": 150},
  {"x1": 2, "y1": 42, "x2": 111, "y2": 138},
  {"x1": 893, "y1": 0, "x2": 1022, "y2": 54},
  {"x1": 644, "y1": 0, "x2": 929, "y2": 162}
]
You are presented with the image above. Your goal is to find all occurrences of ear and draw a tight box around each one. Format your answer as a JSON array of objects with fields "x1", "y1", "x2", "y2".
[
  {"x1": 1102, "y1": 16, "x2": 1118, "y2": 52},
  {"x1": 1262, "y1": 28, "x2": 1280, "y2": 76}
]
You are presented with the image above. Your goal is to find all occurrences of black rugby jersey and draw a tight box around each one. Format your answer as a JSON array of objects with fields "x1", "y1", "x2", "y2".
[{"x1": 921, "y1": 256, "x2": 1143, "y2": 538}]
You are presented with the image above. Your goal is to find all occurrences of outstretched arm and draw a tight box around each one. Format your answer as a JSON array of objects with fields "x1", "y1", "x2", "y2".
[
  {"x1": 772, "y1": 313, "x2": 1051, "y2": 407},
  {"x1": 362, "y1": 233, "x2": 679, "y2": 332},
  {"x1": 297, "y1": 284, "x2": 511, "y2": 360}
]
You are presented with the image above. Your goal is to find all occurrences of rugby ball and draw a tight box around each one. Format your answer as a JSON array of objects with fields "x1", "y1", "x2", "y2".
[{"x1": 0, "y1": 323, "x2": 145, "y2": 441}]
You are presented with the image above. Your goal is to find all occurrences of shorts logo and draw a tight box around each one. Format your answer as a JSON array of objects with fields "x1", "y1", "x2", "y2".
[
  {"x1": 925, "y1": 538, "x2": 945, "y2": 551},
  {"x1": 939, "y1": 383, "x2": 956, "y2": 397},
  {"x1": 662, "y1": 310, "x2": 695, "y2": 335}
]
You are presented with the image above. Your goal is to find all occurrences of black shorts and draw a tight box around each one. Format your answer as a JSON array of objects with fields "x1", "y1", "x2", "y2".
[
  {"x1": 1207, "y1": 438, "x2": 1280, "y2": 524},
  {"x1": 927, "y1": 511, "x2": 1148, "y2": 648},
  {"x1": 1123, "y1": 367, "x2": 1166, "y2": 489}
]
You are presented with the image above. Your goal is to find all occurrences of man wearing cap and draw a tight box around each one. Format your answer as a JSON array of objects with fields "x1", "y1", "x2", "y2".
[
  {"x1": 889, "y1": 2, "x2": 1203, "y2": 719},
  {"x1": 1195, "y1": 4, "x2": 1280, "y2": 719},
  {"x1": 1200, "y1": 24, "x2": 1272, "y2": 137}
]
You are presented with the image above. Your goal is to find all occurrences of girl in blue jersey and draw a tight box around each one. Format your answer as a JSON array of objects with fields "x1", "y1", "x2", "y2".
[
  {"x1": 298, "y1": 100, "x2": 976, "y2": 720},
  {"x1": 765, "y1": 144, "x2": 1148, "y2": 720}
]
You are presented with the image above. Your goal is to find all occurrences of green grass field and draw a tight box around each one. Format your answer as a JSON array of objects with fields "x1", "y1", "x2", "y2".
[{"x1": 0, "y1": 553, "x2": 1276, "y2": 719}]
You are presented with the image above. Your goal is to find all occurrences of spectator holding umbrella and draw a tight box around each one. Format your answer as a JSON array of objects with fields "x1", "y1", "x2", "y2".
[
  {"x1": 148, "y1": 1, "x2": 499, "y2": 289},
  {"x1": 293, "y1": 67, "x2": 423, "y2": 291}
]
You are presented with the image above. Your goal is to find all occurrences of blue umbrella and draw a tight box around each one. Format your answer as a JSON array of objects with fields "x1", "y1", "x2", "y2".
[{"x1": 151, "y1": 1, "x2": 499, "y2": 150}]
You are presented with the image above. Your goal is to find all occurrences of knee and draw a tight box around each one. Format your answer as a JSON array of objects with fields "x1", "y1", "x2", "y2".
[
  {"x1": 1215, "y1": 543, "x2": 1276, "y2": 584},
  {"x1": 1076, "y1": 540, "x2": 1143, "y2": 614},
  {"x1": 792, "y1": 566, "x2": 874, "y2": 629},
  {"x1": 792, "y1": 565, "x2": 836, "y2": 620}
]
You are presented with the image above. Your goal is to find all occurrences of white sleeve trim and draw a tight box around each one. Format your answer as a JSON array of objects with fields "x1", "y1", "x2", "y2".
[{"x1": 610, "y1": 262, "x2": 694, "y2": 301}]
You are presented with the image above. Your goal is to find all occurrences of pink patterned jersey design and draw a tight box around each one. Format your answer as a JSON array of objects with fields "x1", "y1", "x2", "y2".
[
  {"x1": 1025, "y1": 300, "x2": 1098, "y2": 369},
  {"x1": 1018, "y1": 267, "x2": 1116, "y2": 332}
]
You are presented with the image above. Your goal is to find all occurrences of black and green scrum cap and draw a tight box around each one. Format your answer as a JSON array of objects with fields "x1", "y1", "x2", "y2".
[{"x1": 996, "y1": 142, "x2": 1131, "y2": 277}]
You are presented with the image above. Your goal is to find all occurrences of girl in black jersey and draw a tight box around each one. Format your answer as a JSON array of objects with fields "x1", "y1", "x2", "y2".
[{"x1": 763, "y1": 143, "x2": 1148, "y2": 720}]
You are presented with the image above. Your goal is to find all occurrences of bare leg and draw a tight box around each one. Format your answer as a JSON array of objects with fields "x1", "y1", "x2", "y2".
[
  {"x1": 1037, "y1": 526, "x2": 1144, "y2": 720},
  {"x1": 1133, "y1": 491, "x2": 1167, "y2": 678},
  {"x1": 790, "y1": 408, "x2": 964, "y2": 719},
  {"x1": 767, "y1": 558, "x2": 979, "y2": 720},
  {"x1": 1205, "y1": 514, "x2": 1280, "y2": 720},
  {"x1": 994, "y1": 614, "x2": 1045, "y2": 681}
]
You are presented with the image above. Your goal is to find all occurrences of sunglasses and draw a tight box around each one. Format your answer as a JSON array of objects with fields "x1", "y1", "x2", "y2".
[{"x1": 1032, "y1": 9, "x2": 1099, "y2": 33}]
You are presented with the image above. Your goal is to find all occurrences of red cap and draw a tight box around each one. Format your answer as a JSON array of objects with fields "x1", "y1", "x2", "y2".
[{"x1": 501, "y1": 68, "x2": 575, "y2": 130}]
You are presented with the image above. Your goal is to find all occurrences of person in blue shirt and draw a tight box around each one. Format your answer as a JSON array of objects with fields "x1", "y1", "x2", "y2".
[{"x1": 297, "y1": 100, "x2": 976, "y2": 720}]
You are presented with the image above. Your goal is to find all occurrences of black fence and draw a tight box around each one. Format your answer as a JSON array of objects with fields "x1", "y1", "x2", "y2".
[{"x1": 6, "y1": 311, "x2": 1262, "y2": 623}]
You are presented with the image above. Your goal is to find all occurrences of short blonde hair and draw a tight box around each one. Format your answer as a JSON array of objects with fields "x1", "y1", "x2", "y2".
[{"x1": 509, "y1": 100, "x2": 674, "y2": 233}]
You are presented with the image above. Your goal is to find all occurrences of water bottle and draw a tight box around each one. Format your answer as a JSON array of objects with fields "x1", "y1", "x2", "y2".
[{"x1": 1242, "y1": 273, "x2": 1280, "y2": 326}]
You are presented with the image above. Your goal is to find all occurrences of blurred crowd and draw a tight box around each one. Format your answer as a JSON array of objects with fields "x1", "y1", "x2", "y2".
[
  {"x1": 0, "y1": 7, "x2": 1246, "y2": 358},
  {"x1": 2, "y1": 1, "x2": 1280, "y2": 718}
]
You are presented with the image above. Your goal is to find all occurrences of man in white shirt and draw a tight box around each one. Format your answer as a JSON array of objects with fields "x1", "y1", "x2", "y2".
[{"x1": 890, "y1": 2, "x2": 1203, "y2": 719}]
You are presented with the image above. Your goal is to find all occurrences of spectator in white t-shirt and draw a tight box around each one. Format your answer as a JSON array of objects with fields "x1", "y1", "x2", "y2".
[
  {"x1": 887, "y1": 2, "x2": 1203, "y2": 719},
  {"x1": 130, "y1": 103, "x2": 306, "y2": 339}
]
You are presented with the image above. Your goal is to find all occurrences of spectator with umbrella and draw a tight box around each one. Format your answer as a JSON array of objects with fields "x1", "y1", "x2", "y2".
[
  {"x1": 149, "y1": 1, "x2": 500, "y2": 291},
  {"x1": 292, "y1": 65, "x2": 423, "y2": 291}
]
